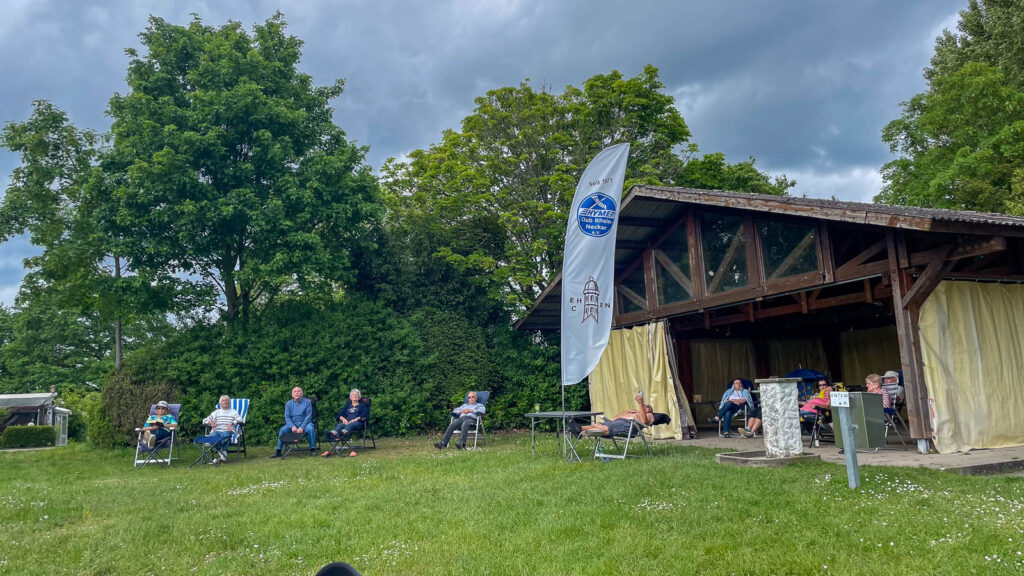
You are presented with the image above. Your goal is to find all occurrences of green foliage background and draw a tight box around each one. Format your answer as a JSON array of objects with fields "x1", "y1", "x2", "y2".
[
  {"x1": 0, "y1": 14, "x2": 779, "y2": 444},
  {"x1": 113, "y1": 298, "x2": 581, "y2": 444},
  {"x1": 879, "y1": 0, "x2": 1024, "y2": 215}
]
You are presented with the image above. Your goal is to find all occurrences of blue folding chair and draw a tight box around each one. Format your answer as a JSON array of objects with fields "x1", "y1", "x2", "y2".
[
  {"x1": 133, "y1": 404, "x2": 182, "y2": 469},
  {"x1": 220, "y1": 398, "x2": 250, "y2": 458},
  {"x1": 191, "y1": 398, "x2": 250, "y2": 468}
]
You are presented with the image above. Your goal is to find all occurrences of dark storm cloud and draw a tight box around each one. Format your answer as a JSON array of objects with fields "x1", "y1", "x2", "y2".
[{"x1": 0, "y1": 0, "x2": 964, "y2": 303}]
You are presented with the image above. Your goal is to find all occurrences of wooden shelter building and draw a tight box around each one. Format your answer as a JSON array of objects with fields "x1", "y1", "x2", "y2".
[{"x1": 517, "y1": 186, "x2": 1024, "y2": 453}]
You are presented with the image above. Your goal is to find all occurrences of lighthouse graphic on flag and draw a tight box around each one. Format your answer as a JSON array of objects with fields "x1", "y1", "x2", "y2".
[{"x1": 582, "y1": 276, "x2": 600, "y2": 323}]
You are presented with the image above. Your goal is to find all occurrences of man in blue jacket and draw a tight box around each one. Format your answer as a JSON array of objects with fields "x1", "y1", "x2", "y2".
[
  {"x1": 708, "y1": 378, "x2": 754, "y2": 438},
  {"x1": 434, "y1": 391, "x2": 485, "y2": 450},
  {"x1": 270, "y1": 386, "x2": 315, "y2": 458}
]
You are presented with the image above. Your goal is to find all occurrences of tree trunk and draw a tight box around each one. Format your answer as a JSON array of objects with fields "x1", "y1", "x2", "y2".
[
  {"x1": 222, "y1": 265, "x2": 239, "y2": 319},
  {"x1": 114, "y1": 256, "x2": 122, "y2": 371}
]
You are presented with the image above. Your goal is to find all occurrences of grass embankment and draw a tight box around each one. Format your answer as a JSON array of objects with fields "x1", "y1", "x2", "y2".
[{"x1": 1, "y1": 434, "x2": 1022, "y2": 575}]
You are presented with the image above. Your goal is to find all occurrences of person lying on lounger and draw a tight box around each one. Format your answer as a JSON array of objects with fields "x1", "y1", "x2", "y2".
[{"x1": 568, "y1": 392, "x2": 653, "y2": 438}]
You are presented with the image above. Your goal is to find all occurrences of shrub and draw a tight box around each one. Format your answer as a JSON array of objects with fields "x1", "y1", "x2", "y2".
[
  {"x1": 101, "y1": 372, "x2": 180, "y2": 446},
  {"x1": 59, "y1": 390, "x2": 100, "y2": 442},
  {"x1": 0, "y1": 407, "x2": 9, "y2": 426},
  {"x1": 1, "y1": 425, "x2": 55, "y2": 448}
]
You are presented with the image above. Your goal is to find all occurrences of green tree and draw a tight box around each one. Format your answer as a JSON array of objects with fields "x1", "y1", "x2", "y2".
[
  {"x1": 106, "y1": 14, "x2": 381, "y2": 320},
  {"x1": 0, "y1": 274, "x2": 176, "y2": 395},
  {"x1": 383, "y1": 66, "x2": 791, "y2": 311},
  {"x1": 878, "y1": 0, "x2": 1024, "y2": 215},
  {"x1": 0, "y1": 101, "x2": 184, "y2": 370}
]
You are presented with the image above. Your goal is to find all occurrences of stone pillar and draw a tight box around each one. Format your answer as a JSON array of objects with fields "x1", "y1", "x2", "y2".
[{"x1": 756, "y1": 377, "x2": 803, "y2": 457}]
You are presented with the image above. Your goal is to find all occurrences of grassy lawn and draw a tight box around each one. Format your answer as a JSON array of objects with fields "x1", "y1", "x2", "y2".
[{"x1": 2, "y1": 434, "x2": 1023, "y2": 576}]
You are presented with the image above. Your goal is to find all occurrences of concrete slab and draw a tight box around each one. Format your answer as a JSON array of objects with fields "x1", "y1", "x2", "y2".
[
  {"x1": 716, "y1": 449, "x2": 821, "y2": 468},
  {"x1": 669, "y1": 431, "x2": 1024, "y2": 475}
]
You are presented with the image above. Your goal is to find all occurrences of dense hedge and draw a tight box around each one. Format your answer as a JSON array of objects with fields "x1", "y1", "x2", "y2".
[
  {"x1": 1, "y1": 425, "x2": 54, "y2": 448},
  {"x1": 116, "y1": 297, "x2": 584, "y2": 445},
  {"x1": 99, "y1": 373, "x2": 180, "y2": 446}
]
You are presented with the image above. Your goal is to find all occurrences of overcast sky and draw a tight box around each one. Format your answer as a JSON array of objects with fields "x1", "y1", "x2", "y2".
[{"x1": 0, "y1": 0, "x2": 964, "y2": 306}]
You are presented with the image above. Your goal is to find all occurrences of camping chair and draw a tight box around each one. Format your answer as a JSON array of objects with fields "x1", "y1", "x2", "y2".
[
  {"x1": 190, "y1": 398, "x2": 249, "y2": 468},
  {"x1": 882, "y1": 407, "x2": 907, "y2": 447},
  {"x1": 804, "y1": 406, "x2": 834, "y2": 448},
  {"x1": 587, "y1": 413, "x2": 671, "y2": 461},
  {"x1": 325, "y1": 397, "x2": 376, "y2": 456},
  {"x1": 449, "y1": 391, "x2": 489, "y2": 448},
  {"x1": 190, "y1": 433, "x2": 230, "y2": 468},
  {"x1": 222, "y1": 398, "x2": 250, "y2": 457},
  {"x1": 881, "y1": 371, "x2": 908, "y2": 435},
  {"x1": 133, "y1": 403, "x2": 182, "y2": 469},
  {"x1": 716, "y1": 379, "x2": 753, "y2": 437},
  {"x1": 280, "y1": 397, "x2": 319, "y2": 458}
]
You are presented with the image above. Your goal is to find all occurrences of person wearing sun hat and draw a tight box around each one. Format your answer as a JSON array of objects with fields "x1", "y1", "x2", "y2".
[{"x1": 142, "y1": 400, "x2": 178, "y2": 448}]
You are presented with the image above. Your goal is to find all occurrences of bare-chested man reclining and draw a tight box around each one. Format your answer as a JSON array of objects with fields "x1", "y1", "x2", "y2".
[{"x1": 567, "y1": 392, "x2": 653, "y2": 438}]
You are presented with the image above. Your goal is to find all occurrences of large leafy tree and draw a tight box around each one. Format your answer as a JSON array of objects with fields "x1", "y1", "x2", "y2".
[
  {"x1": 878, "y1": 0, "x2": 1024, "y2": 215},
  {"x1": 106, "y1": 14, "x2": 381, "y2": 320},
  {"x1": 0, "y1": 101, "x2": 183, "y2": 370},
  {"x1": 382, "y1": 65, "x2": 792, "y2": 311}
]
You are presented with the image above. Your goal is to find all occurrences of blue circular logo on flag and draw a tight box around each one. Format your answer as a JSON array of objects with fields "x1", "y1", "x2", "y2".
[{"x1": 576, "y1": 193, "x2": 617, "y2": 237}]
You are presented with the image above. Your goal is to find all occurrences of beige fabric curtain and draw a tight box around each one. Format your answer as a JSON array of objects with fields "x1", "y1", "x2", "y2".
[
  {"x1": 919, "y1": 281, "x2": 1024, "y2": 453},
  {"x1": 690, "y1": 339, "x2": 756, "y2": 401},
  {"x1": 767, "y1": 338, "x2": 828, "y2": 378},
  {"x1": 840, "y1": 327, "x2": 901, "y2": 387},
  {"x1": 589, "y1": 322, "x2": 683, "y2": 440}
]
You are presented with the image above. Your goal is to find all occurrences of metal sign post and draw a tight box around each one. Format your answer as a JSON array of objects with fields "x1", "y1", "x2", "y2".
[{"x1": 830, "y1": 392, "x2": 860, "y2": 489}]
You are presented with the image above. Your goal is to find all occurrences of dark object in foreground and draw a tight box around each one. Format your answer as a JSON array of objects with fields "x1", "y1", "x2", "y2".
[{"x1": 316, "y1": 562, "x2": 362, "y2": 576}]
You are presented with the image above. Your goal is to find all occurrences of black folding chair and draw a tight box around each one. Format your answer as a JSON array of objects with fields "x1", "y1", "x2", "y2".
[
  {"x1": 133, "y1": 404, "x2": 182, "y2": 469},
  {"x1": 805, "y1": 406, "x2": 834, "y2": 448},
  {"x1": 281, "y1": 398, "x2": 319, "y2": 458},
  {"x1": 326, "y1": 397, "x2": 376, "y2": 455}
]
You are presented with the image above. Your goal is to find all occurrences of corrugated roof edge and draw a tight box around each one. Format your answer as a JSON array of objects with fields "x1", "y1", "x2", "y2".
[{"x1": 631, "y1": 186, "x2": 1024, "y2": 228}]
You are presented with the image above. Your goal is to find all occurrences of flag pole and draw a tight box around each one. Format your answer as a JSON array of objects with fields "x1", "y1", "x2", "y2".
[{"x1": 559, "y1": 142, "x2": 630, "y2": 462}]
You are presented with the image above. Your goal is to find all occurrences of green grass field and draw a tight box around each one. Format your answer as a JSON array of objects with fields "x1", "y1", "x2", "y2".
[{"x1": 2, "y1": 434, "x2": 1022, "y2": 575}]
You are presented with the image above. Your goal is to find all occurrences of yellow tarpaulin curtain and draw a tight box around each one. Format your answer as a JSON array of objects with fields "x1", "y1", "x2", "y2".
[
  {"x1": 919, "y1": 281, "x2": 1024, "y2": 453},
  {"x1": 690, "y1": 339, "x2": 756, "y2": 401},
  {"x1": 767, "y1": 337, "x2": 828, "y2": 378},
  {"x1": 840, "y1": 327, "x2": 901, "y2": 387},
  {"x1": 589, "y1": 322, "x2": 683, "y2": 440}
]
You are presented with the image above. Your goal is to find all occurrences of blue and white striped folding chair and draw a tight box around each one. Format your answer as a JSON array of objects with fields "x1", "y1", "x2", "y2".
[{"x1": 223, "y1": 398, "x2": 249, "y2": 458}]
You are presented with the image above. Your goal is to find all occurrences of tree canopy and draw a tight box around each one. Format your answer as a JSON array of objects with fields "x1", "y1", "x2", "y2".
[
  {"x1": 382, "y1": 65, "x2": 793, "y2": 312},
  {"x1": 878, "y1": 0, "x2": 1024, "y2": 215},
  {"x1": 106, "y1": 13, "x2": 381, "y2": 320}
]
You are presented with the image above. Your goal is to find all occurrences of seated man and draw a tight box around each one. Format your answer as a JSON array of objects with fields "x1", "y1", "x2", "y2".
[
  {"x1": 707, "y1": 379, "x2": 753, "y2": 437},
  {"x1": 568, "y1": 392, "x2": 653, "y2": 438},
  {"x1": 269, "y1": 386, "x2": 316, "y2": 458},
  {"x1": 865, "y1": 373, "x2": 892, "y2": 409},
  {"x1": 322, "y1": 388, "x2": 368, "y2": 457},
  {"x1": 800, "y1": 379, "x2": 833, "y2": 432},
  {"x1": 142, "y1": 400, "x2": 178, "y2": 448},
  {"x1": 434, "y1": 391, "x2": 485, "y2": 450},
  {"x1": 198, "y1": 394, "x2": 242, "y2": 464}
]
